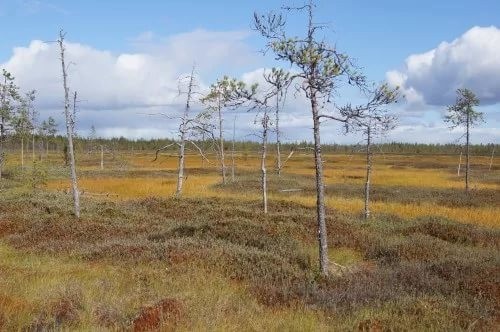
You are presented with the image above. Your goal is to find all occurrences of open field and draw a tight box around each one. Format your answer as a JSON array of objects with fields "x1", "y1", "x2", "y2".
[{"x1": 0, "y1": 150, "x2": 499, "y2": 330}]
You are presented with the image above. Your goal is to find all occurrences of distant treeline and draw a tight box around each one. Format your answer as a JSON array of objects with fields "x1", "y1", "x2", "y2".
[{"x1": 2, "y1": 135, "x2": 498, "y2": 156}]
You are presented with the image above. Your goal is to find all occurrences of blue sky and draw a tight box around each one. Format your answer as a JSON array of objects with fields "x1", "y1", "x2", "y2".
[{"x1": 0, "y1": 0, "x2": 499, "y2": 143}]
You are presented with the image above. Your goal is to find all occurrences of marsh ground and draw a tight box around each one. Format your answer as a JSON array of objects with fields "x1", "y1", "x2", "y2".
[{"x1": 0, "y1": 150, "x2": 498, "y2": 330}]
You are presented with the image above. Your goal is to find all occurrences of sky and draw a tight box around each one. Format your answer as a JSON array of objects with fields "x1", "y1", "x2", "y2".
[{"x1": 0, "y1": 0, "x2": 499, "y2": 144}]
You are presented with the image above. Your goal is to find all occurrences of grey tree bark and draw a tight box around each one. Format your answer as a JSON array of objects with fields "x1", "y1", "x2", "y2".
[
  {"x1": 275, "y1": 95, "x2": 282, "y2": 177},
  {"x1": 311, "y1": 95, "x2": 329, "y2": 275},
  {"x1": 489, "y1": 147, "x2": 495, "y2": 171},
  {"x1": 21, "y1": 137, "x2": 24, "y2": 169},
  {"x1": 176, "y1": 66, "x2": 196, "y2": 196},
  {"x1": 231, "y1": 116, "x2": 236, "y2": 182},
  {"x1": 217, "y1": 96, "x2": 226, "y2": 185},
  {"x1": 457, "y1": 151, "x2": 462, "y2": 176},
  {"x1": 32, "y1": 134, "x2": 35, "y2": 163},
  {"x1": 58, "y1": 31, "x2": 80, "y2": 218},
  {"x1": 466, "y1": 110, "x2": 470, "y2": 192},
  {"x1": 261, "y1": 114, "x2": 269, "y2": 214},
  {"x1": 100, "y1": 145, "x2": 104, "y2": 170},
  {"x1": 364, "y1": 126, "x2": 372, "y2": 219}
]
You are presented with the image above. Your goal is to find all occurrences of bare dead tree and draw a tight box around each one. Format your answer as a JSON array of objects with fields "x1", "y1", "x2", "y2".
[
  {"x1": 152, "y1": 66, "x2": 211, "y2": 196},
  {"x1": 175, "y1": 66, "x2": 196, "y2": 196},
  {"x1": 58, "y1": 30, "x2": 80, "y2": 218},
  {"x1": 87, "y1": 142, "x2": 113, "y2": 170}
]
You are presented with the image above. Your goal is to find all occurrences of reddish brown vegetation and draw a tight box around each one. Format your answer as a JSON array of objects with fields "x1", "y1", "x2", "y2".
[{"x1": 132, "y1": 298, "x2": 183, "y2": 331}]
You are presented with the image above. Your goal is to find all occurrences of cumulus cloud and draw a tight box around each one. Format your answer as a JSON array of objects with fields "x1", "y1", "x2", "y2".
[
  {"x1": 387, "y1": 26, "x2": 500, "y2": 107},
  {"x1": 2, "y1": 29, "x2": 258, "y2": 111}
]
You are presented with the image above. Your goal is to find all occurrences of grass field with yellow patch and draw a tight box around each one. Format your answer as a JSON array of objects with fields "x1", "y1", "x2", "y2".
[
  {"x1": 46, "y1": 151, "x2": 500, "y2": 228},
  {"x1": 1, "y1": 149, "x2": 499, "y2": 330}
]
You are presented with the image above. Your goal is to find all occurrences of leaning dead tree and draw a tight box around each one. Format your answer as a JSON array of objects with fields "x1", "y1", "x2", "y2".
[
  {"x1": 58, "y1": 30, "x2": 80, "y2": 218},
  {"x1": 341, "y1": 83, "x2": 400, "y2": 219},
  {"x1": 445, "y1": 88, "x2": 483, "y2": 193},
  {"x1": 263, "y1": 68, "x2": 291, "y2": 177}
]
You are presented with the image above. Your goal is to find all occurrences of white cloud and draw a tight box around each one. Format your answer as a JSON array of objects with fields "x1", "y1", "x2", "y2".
[
  {"x1": 2, "y1": 29, "x2": 257, "y2": 110},
  {"x1": 387, "y1": 26, "x2": 500, "y2": 107},
  {"x1": 2, "y1": 28, "x2": 498, "y2": 144}
]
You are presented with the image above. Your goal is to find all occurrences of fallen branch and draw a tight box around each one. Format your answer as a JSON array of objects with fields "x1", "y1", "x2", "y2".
[{"x1": 152, "y1": 143, "x2": 178, "y2": 161}]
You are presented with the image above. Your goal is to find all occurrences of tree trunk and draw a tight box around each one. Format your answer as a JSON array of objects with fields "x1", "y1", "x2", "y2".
[
  {"x1": 275, "y1": 95, "x2": 282, "y2": 177},
  {"x1": 364, "y1": 127, "x2": 372, "y2": 220},
  {"x1": 457, "y1": 151, "x2": 462, "y2": 176},
  {"x1": 0, "y1": 117, "x2": 5, "y2": 180},
  {"x1": 489, "y1": 147, "x2": 495, "y2": 171},
  {"x1": 201, "y1": 132, "x2": 205, "y2": 168},
  {"x1": 311, "y1": 96, "x2": 328, "y2": 275},
  {"x1": 32, "y1": 134, "x2": 35, "y2": 163},
  {"x1": 0, "y1": 75, "x2": 6, "y2": 180},
  {"x1": 176, "y1": 66, "x2": 195, "y2": 196},
  {"x1": 176, "y1": 139, "x2": 185, "y2": 196},
  {"x1": 21, "y1": 137, "x2": 24, "y2": 169},
  {"x1": 218, "y1": 98, "x2": 226, "y2": 184},
  {"x1": 59, "y1": 32, "x2": 80, "y2": 218},
  {"x1": 261, "y1": 116, "x2": 268, "y2": 214},
  {"x1": 100, "y1": 145, "x2": 104, "y2": 170},
  {"x1": 231, "y1": 116, "x2": 236, "y2": 182},
  {"x1": 465, "y1": 111, "x2": 470, "y2": 192}
]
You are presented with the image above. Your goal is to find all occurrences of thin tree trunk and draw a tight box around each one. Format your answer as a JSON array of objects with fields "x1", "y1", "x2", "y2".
[
  {"x1": 489, "y1": 147, "x2": 495, "y2": 171},
  {"x1": 466, "y1": 111, "x2": 470, "y2": 192},
  {"x1": 201, "y1": 132, "x2": 205, "y2": 168},
  {"x1": 176, "y1": 139, "x2": 185, "y2": 196},
  {"x1": 218, "y1": 97, "x2": 226, "y2": 184},
  {"x1": 261, "y1": 115, "x2": 268, "y2": 214},
  {"x1": 231, "y1": 116, "x2": 236, "y2": 182},
  {"x1": 21, "y1": 136, "x2": 24, "y2": 169},
  {"x1": 275, "y1": 94, "x2": 282, "y2": 177},
  {"x1": 0, "y1": 75, "x2": 7, "y2": 180},
  {"x1": 0, "y1": 117, "x2": 5, "y2": 179},
  {"x1": 311, "y1": 96, "x2": 328, "y2": 275},
  {"x1": 32, "y1": 134, "x2": 35, "y2": 162},
  {"x1": 176, "y1": 66, "x2": 195, "y2": 196},
  {"x1": 364, "y1": 126, "x2": 372, "y2": 219},
  {"x1": 457, "y1": 151, "x2": 462, "y2": 176},
  {"x1": 59, "y1": 31, "x2": 80, "y2": 218},
  {"x1": 100, "y1": 145, "x2": 104, "y2": 170}
]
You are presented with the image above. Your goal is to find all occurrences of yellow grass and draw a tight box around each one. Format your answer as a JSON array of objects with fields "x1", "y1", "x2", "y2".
[
  {"x1": 0, "y1": 242, "x2": 329, "y2": 330},
  {"x1": 43, "y1": 151, "x2": 499, "y2": 228}
]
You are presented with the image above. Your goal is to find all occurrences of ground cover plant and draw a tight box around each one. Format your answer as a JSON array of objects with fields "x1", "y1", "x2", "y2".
[{"x1": 0, "y1": 149, "x2": 498, "y2": 330}]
